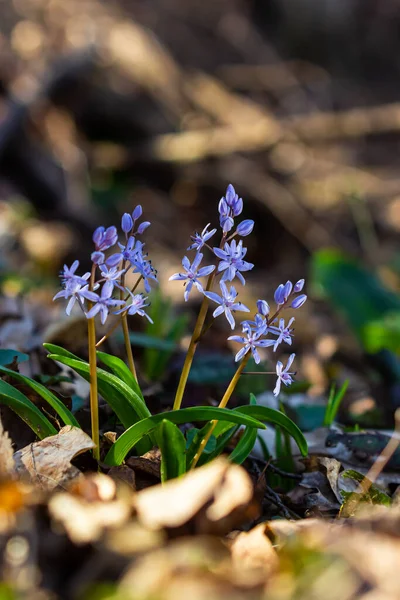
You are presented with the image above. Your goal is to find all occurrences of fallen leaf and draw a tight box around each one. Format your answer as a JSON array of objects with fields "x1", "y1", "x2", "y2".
[
  {"x1": 229, "y1": 522, "x2": 279, "y2": 584},
  {"x1": 13, "y1": 425, "x2": 95, "y2": 491},
  {"x1": 134, "y1": 457, "x2": 258, "y2": 534},
  {"x1": 0, "y1": 414, "x2": 15, "y2": 477}
]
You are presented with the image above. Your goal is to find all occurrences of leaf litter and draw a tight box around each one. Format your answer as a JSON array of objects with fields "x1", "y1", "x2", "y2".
[{"x1": 1, "y1": 412, "x2": 400, "y2": 599}]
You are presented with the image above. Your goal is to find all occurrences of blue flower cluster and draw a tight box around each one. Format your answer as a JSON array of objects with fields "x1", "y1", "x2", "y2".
[
  {"x1": 169, "y1": 184, "x2": 307, "y2": 396},
  {"x1": 54, "y1": 207, "x2": 157, "y2": 325}
]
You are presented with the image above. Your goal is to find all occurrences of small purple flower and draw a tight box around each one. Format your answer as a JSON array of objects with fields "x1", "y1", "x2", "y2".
[
  {"x1": 137, "y1": 221, "x2": 151, "y2": 234},
  {"x1": 236, "y1": 219, "x2": 254, "y2": 237},
  {"x1": 228, "y1": 322, "x2": 274, "y2": 364},
  {"x1": 169, "y1": 253, "x2": 215, "y2": 302},
  {"x1": 107, "y1": 236, "x2": 142, "y2": 268},
  {"x1": 225, "y1": 184, "x2": 243, "y2": 217},
  {"x1": 53, "y1": 275, "x2": 98, "y2": 316},
  {"x1": 98, "y1": 264, "x2": 126, "y2": 292},
  {"x1": 274, "y1": 281, "x2": 292, "y2": 305},
  {"x1": 132, "y1": 253, "x2": 158, "y2": 293},
  {"x1": 85, "y1": 284, "x2": 126, "y2": 325},
  {"x1": 121, "y1": 213, "x2": 133, "y2": 234},
  {"x1": 291, "y1": 294, "x2": 307, "y2": 309},
  {"x1": 268, "y1": 317, "x2": 295, "y2": 351},
  {"x1": 294, "y1": 279, "x2": 305, "y2": 293},
  {"x1": 256, "y1": 299, "x2": 270, "y2": 317},
  {"x1": 93, "y1": 226, "x2": 118, "y2": 252},
  {"x1": 60, "y1": 261, "x2": 88, "y2": 286},
  {"x1": 188, "y1": 223, "x2": 217, "y2": 252},
  {"x1": 91, "y1": 251, "x2": 105, "y2": 265},
  {"x1": 218, "y1": 197, "x2": 234, "y2": 233},
  {"x1": 204, "y1": 281, "x2": 250, "y2": 329},
  {"x1": 244, "y1": 313, "x2": 267, "y2": 336},
  {"x1": 132, "y1": 205, "x2": 143, "y2": 221},
  {"x1": 213, "y1": 239, "x2": 254, "y2": 285},
  {"x1": 115, "y1": 292, "x2": 153, "y2": 323},
  {"x1": 273, "y1": 353, "x2": 296, "y2": 397}
]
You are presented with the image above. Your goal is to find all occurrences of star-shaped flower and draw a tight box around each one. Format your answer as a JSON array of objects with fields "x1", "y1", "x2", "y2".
[
  {"x1": 187, "y1": 223, "x2": 217, "y2": 252},
  {"x1": 204, "y1": 281, "x2": 250, "y2": 329},
  {"x1": 169, "y1": 253, "x2": 215, "y2": 302},
  {"x1": 85, "y1": 284, "x2": 126, "y2": 325},
  {"x1": 228, "y1": 322, "x2": 274, "y2": 364},
  {"x1": 268, "y1": 317, "x2": 295, "y2": 351},
  {"x1": 273, "y1": 353, "x2": 296, "y2": 396},
  {"x1": 213, "y1": 239, "x2": 254, "y2": 285}
]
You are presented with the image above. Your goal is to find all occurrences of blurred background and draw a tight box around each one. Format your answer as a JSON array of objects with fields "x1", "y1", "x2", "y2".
[{"x1": 3, "y1": 0, "x2": 400, "y2": 424}]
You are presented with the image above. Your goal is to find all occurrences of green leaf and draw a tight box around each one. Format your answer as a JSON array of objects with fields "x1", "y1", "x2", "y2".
[
  {"x1": 197, "y1": 425, "x2": 239, "y2": 467},
  {"x1": 233, "y1": 402, "x2": 308, "y2": 457},
  {"x1": 47, "y1": 354, "x2": 151, "y2": 427},
  {"x1": 158, "y1": 420, "x2": 187, "y2": 482},
  {"x1": 96, "y1": 351, "x2": 145, "y2": 401},
  {"x1": 0, "y1": 379, "x2": 57, "y2": 439},
  {"x1": 43, "y1": 343, "x2": 81, "y2": 360},
  {"x1": 323, "y1": 380, "x2": 349, "y2": 426},
  {"x1": 229, "y1": 426, "x2": 258, "y2": 464},
  {"x1": 0, "y1": 365, "x2": 80, "y2": 428},
  {"x1": 0, "y1": 349, "x2": 29, "y2": 366},
  {"x1": 104, "y1": 407, "x2": 266, "y2": 466},
  {"x1": 363, "y1": 313, "x2": 400, "y2": 354},
  {"x1": 185, "y1": 423, "x2": 217, "y2": 468}
]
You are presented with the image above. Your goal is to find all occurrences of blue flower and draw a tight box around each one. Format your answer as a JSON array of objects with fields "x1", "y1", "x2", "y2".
[
  {"x1": 204, "y1": 281, "x2": 250, "y2": 329},
  {"x1": 213, "y1": 239, "x2": 254, "y2": 285},
  {"x1": 121, "y1": 213, "x2": 133, "y2": 234},
  {"x1": 60, "y1": 261, "x2": 89, "y2": 286},
  {"x1": 115, "y1": 292, "x2": 153, "y2": 323},
  {"x1": 243, "y1": 313, "x2": 267, "y2": 336},
  {"x1": 106, "y1": 237, "x2": 143, "y2": 268},
  {"x1": 236, "y1": 220, "x2": 254, "y2": 237},
  {"x1": 228, "y1": 322, "x2": 274, "y2": 364},
  {"x1": 256, "y1": 299, "x2": 270, "y2": 317},
  {"x1": 274, "y1": 281, "x2": 293, "y2": 305},
  {"x1": 294, "y1": 279, "x2": 305, "y2": 293},
  {"x1": 225, "y1": 184, "x2": 243, "y2": 216},
  {"x1": 169, "y1": 253, "x2": 215, "y2": 302},
  {"x1": 291, "y1": 294, "x2": 307, "y2": 309},
  {"x1": 93, "y1": 226, "x2": 118, "y2": 252},
  {"x1": 187, "y1": 223, "x2": 217, "y2": 252},
  {"x1": 98, "y1": 265, "x2": 126, "y2": 292},
  {"x1": 273, "y1": 353, "x2": 296, "y2": 396},
  {"x1": 85, "y1": 284, "x2": 126, "y2": 325},
  {"x1": 53, "y1": 276, "x2": 98, "y2": 316},
  {"x1": 132, "y1": 253, "x2": 158, "y2": 293},
  {"x1": 268, "y1": 317, "x2": 295, "y2": 351}
]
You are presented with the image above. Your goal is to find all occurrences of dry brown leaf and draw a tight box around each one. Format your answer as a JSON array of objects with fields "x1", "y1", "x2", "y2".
[
  {"x1": 13, "y1": 425, "x2": 94, "y2": 491},
  {"x1": 0, "y1": 414, "x2": 15, "y2": 477},
  {"x1": 134, "y1": 458, "x2": 258, "y2": 534},
  {"x1": 229, "y1": 523, "x2": 279, "y2": 585}
]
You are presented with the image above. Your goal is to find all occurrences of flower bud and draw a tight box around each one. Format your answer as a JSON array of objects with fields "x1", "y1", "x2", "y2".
[
  {"x1": 225, "y1": 184, "x2": 236, "y2": 206},
  {"x1": 106, "y1": 253, "x2": 122, "y2": 267},
  {"x1": 274, "y1": 284, "x2": 286, "y2": 305},
  {"x1": 291, "y1": 294, "x2": 307, "y2": 309},
  {"x1": 221, "y1": 216, "x2": 234, "y2": 233},
  {"x1": 257, "y1": 299, "x2": 270, "y2": 316},
  {"x1": 236, "y1": 219, "x2": 254, "y2": 237},
  {"x1": 121, "y1": 213, "x2": 133, "y2": 233},
  {"x1": 232, "y1": 196, "x2": 243, "y2": 217},
  {"x1": 294, "y1": 279, "x2": 305, "y2": 293},
  {"x1": 137, "y1": 221, "x2": 151, "y2": 234},
  {"x1": 283, "y1": 280, "x2": 293, "y2": 301},
  {"x1": 218, "y1": 198, "x2": 229, "y2": 217},
  {"x1": 132, "y1": 205, "x2": 143, "y2": 221},
  {"x1": 93, "y1": 226, "x2": 105, "y2": 247},
  {"x1": 91, "y1": 251, "x2": 105, "y2": 265}
]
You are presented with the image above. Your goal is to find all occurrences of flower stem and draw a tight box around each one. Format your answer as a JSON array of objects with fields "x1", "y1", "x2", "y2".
[
  {"x1": 88, "y1": 264, "x2": 100, "y2": 461},
  {"x1": 189, "y1": 351, "x2": 250, "y2": 469},
  {"x1": 173, "y1": 271, "x2": 215, "y2": 410}
]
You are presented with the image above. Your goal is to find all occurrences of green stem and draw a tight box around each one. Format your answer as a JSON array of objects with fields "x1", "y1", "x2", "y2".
[
  {"x1": 190, "y1": 352, "x2": 250, "y2": 469},
  {"x1": 88, "y1": 264, "x2": 100, "y2": 461},
  {"x1": 173, "y1": 271, "x2": 215, "y2": 410}
]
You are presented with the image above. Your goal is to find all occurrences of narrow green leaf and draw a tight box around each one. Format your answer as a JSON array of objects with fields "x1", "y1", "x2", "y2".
[
  {"x1": 185, "y1": 422, "x2": 217, "y2": 468},
  {"x1": 43, "y1": 343, "x2": 80, "y2": 360},
  {"x1": 229, "y1": 426, "x2": 258, "y2": 464},
  {"x1": 96, "y1": 351, "x2": 145, "y2": 402},
  {"x1": 197, "y1": 425, "x2": 239, "y2": 467},
  {"x1": 324, "y1": 380, "x2": 349, "y2": 426},
  {"x1": 47, "y1": 354, "x2": 151, "y2": 424},
  {"x1": 0, "y1": 365, "x2": 80, "y2": 428},
  {"x1": 104, "y1": 407, "x2": 266, "y2": 466},
  {"x1": 159, "y1": 420, "x2": 186, "y2": 482},
  {"x1": 234, "y1": 404, "x2": 308, "y2": 457},
  {"x1": 0, "y1": 379, "x2": 57, "y2": 439}
]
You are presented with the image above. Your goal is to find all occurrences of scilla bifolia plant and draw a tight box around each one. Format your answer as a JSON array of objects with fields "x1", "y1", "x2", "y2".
[{"x1": 0, "y1": 186, "x2": 308, "y2": 481}]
